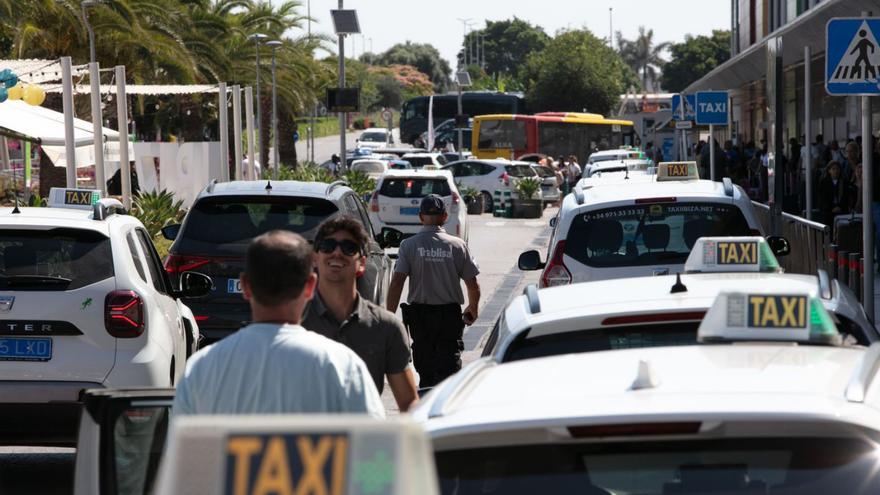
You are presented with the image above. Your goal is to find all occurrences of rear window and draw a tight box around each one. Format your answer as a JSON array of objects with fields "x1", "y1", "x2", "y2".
[
  {"x1": 405, "y1": 156, "x2": 435, "y2": 168},
  {"x1": 0, "y1": 228, "x2": 113, "y2": 290},
  {"x1": 359, "y1": 131, "x2": 387, "y2": 142},
  {"x1": 589, "y1": 154, "x2": 623, "y2": 164},
  {"x1": 379, "y1": 178, "x2": 451, "y2": 198},
  {"x1": 352, "y1": 161, "x2": 386, "y2": 174},
  {"x1": 505, "y1": 165, "x2": 537, "y2": 177},
  {"x1": 178, "y1": 196, "x2": 338, "y2": 252},
  {"x1": 503, "y1": 322, "x2": 701, "y2": 362},
  {"x1": 533, "y1": 166, "x2": 554, "y2": 178},
  {"x1": 436, "y1": 437, "x2": 880, "y2": 494},
  {"x1": 564, "y1": 202, "x2": 752, "y2": 267}
]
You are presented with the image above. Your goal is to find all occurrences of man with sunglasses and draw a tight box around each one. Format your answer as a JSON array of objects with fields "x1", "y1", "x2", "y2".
[
  {"x1": 304, "y1": 216, "x2": 419, "y2": 412},
  {"x1": 387, "y1": 195, "x2": 481, "y2": 387}
]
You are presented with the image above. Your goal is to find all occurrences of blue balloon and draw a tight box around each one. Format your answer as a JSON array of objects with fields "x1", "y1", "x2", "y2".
[
  {"x1": 0, "y1": 87, "x2": 7, "y2": 103},
  {"x1": 4, "y1": 74, "x2": 18, "y2": 88}
]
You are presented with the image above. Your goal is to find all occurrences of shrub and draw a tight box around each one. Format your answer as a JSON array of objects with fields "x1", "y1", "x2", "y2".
[
  {"x1": 132, "y1": 190, "x2": 186, "y2": 238},
  {"x1": 515, "y1": 177, "x2": 542, "y2": 200}
]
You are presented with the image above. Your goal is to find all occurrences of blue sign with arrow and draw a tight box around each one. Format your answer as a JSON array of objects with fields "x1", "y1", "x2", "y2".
[
  {"x1": 671, "y1": 94, "x2": 696, "y2": 121},
  {"x1": 695, "y1": 91, "x2": 729, "y2": 126},
  {"x1": 826, "y1": 17, "x2": 880, "y2": 96}
]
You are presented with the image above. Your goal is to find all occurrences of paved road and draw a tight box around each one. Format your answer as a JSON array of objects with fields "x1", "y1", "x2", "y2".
[
  {"x1": 0, "y1": 208, "x2": 553, "y2": 494},
  {"x1": 295, "y1": 128, "x2": 403, "y2": 164}
]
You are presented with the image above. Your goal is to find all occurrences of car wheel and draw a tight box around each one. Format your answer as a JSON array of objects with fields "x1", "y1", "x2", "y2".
[{"x1": 481, "y1": 191, "x2": 493, "y2": 213}]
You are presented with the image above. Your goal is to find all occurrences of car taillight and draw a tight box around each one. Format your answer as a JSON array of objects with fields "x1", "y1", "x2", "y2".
[
  {"x1": 635, "y1": 197, "x2": 677, "y2": 204},
  {"x1": 164, "y1": 254, "x2": 211, "y2": 274},
  {"x1": 541, "y1": 240, "x2": 571, "y2": 287},
  {"x1": 105, "y1": 290, "x2": 144, "y2": 338},
  {"x1": 452, "y1": 191, "x2": 460, "y2": 205},
  {"x1": 500, "y1": 172, "x2": 510, "y2": 186},
  {"x1": 371, "y1": 191, "x2": 380, "y2": 212}
]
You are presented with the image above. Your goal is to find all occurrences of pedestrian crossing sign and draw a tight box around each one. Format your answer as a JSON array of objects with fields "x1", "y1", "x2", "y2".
[{"x1": 826, "y1": 17, "x2": 880, "y2": 95}]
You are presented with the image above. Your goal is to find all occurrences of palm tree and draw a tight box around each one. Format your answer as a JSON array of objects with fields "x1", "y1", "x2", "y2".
[{"x1": 616, "y1": 26, "x2": 670, "y2": 92}]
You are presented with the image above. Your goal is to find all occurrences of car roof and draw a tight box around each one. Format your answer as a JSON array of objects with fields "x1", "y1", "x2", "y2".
[
  {"x1": 419, "y1": 344, "x2": 880, "y2": 436},
  {"x1": 563, "y1": 178, "x2": 738, "y2": 211},
  {"x1": 401, "y1": 152, "x2": 441, "y2": 158},
  {"x1": 195, "y1": 179, "x2": 350, "y2": 201},
  {"x1": 0, "y1": 206, "x2": 137, "y2": 235},
  {"x1": 379, "y1": 169, "x2": 453, "y2": 179}
]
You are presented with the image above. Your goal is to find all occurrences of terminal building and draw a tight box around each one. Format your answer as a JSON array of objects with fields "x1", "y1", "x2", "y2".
[{"x1": 687, "y1": 0, "x2": 879, "y2": 150}]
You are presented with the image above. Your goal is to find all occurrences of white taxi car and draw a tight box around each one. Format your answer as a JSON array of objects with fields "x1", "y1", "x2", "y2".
[
  {"x1": 487, "y1": 237, "x2": 875, "y2": 363},
  {"x1": 519, "y1": 162, "x2": 768, "y2": 286},
  {"x1": 414, "y1": 291, "x2": 880, "y2": 493},
  {"x1": 0, "y1": 189, "x2": 210, "y2": 445},
  {"x1": 401, "y1": 152, "x2": 448, "y2": 169},
  {"x1": 369, "y1": 169, "x2": 469, "y2": 242}
]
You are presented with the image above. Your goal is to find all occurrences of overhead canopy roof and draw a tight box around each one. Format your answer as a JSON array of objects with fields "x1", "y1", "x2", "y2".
[
  {"x1": 0, "y1": 99, "x2": 119, "y2": 147},
  {"x1": 684, "y1": 0, "x2": 875, "y2": 93}
]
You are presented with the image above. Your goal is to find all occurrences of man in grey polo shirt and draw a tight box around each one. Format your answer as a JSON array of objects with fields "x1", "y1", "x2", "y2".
[
  {"x1": 387, "y1": 194, "x2": 481, "y2": 387},
  {"x1": 303, "y1": 216, "x2": 419, "y2": 411}
]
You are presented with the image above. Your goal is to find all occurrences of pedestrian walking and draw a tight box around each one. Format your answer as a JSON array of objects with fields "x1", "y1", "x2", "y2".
[
  {"x1": 172, "y1": 230, "x2": 384, "y2": 417},
  {"x1": 565, "y1": 155, "x2": 582, "y2": 190},
  {"x1": 818, "y1": 161, "x2": 850, "y2": 226},
  {"x1": 386, "y1": 195, "x2": 481, "y2": 387},
  {"x1": 303, "y1": 216, "x2": 419, "y2": 411}
]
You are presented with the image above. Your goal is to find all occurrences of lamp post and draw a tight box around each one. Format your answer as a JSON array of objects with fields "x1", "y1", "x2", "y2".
[
  {"x1": 249, "y1": 33, "x2": 267, "y2": 168},
  {"x1": 266, "y1": 40, "x2": 282, "y2": 178},
  {"x1": 331, "y1": 4, "x2": 360, "y2": 170},
  {"x1": 456, "y1": 18, "x2": 473, "y2": 67},
  {"x1": 81, "y1": 0, "x2": 106, "y2": 194}
]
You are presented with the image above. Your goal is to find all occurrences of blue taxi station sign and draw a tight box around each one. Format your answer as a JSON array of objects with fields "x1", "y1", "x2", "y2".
[
  {"x1": 826, "y1": 17, "x2": 880, "y2": 96},
  {"x1": 695, "y1": 91, "x2": 729, "y2": 126}
]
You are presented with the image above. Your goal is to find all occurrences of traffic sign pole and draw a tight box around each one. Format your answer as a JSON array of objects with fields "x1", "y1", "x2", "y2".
[
  {"x1": 709, "y1": 124, "x2": 715, "y2": 181},
  {"x1": 862, "y1": 83, "x2": 874, "y2": 323},
  {"x1": 678, "y1": 94, "x2": 686, "y2": 160},
  {"x1": 805, "y1": 45, "x2": 813, "y2": 221}
]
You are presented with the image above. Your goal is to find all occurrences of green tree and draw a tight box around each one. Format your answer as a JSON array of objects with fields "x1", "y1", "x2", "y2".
[
  {"x1": 521, "y1": 29, "x2": 628, "y2": 115},
  {"x1": 616, "y1": 26, "x2": 670, "y2": 92},
  {"x1": 375, "y1": 42, "x2": 451, "y2": 92},
  {"x1": 459, "y1": 17, "x2": 549, "y2": 88},
  {"x1": 660, "y1": 30, "x2": 731, "y2": 93}
]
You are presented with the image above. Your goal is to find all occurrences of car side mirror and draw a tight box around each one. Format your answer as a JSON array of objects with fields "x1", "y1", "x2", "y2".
[
  {"x1": 766, "y1": 235, "x2": 791, "y2": 257},
  {"x1": 549, "y1": 217, "x2": 557, "y2": 228},
  {"x1": 179, "y1": 272, "x2": 213, "y2": 298},
  {"x1": 376, "y1": 227, "x2": 404, "y2": 248},
  {"x1": 518, "y1": 250, "x2": 545, "y2": 271},
  {"x1": 161, "y1": 224, "x2": 181, "y2": 241}
]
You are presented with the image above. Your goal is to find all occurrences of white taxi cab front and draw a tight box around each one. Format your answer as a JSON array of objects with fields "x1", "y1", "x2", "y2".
[
  {"x1": 369, "y1": 169, "x2": 468, "y2": 242},
  {"x1": 487, "y1": 237, "x2": 875, "y2": 363},
  {"x1": 414, "y1": 291, "x2": 880, "y2": 494},
  {"x1": 0, "y1": 189, "x2": 210, "y2": 445},
  {"x1": 519, "y1": 162, "x2": 767, "y2": 286}
]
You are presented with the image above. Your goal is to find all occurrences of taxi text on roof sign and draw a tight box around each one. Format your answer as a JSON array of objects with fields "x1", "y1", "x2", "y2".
[
  {"x1": 685, "y1": 237, "x2": 781, "y2": 273},
  {"x1": 47, "y1": 187, "x2": 102, "y2": 210},
  {"x1": 697, "y1": 290, "x2": 840, "y2": 345},
  {"x1": 656, "y1": 162, "x2": 699, "y2": 181}
]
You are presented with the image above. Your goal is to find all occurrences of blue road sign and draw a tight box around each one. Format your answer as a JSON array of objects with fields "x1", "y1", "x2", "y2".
[
  {"x1": 695, "y1": 91, "x2": 729, "y2": 125},
  {"x1": 671, "y1": 94, "x2": 696, "y2": 121},
  {"x1": 826, "y1": 17, "x2": 880, "y2": 95}
]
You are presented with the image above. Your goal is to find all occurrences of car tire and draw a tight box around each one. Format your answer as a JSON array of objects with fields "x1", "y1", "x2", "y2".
[{"x1": 481, "y1": 191, "x2": 493, "y2": 213}]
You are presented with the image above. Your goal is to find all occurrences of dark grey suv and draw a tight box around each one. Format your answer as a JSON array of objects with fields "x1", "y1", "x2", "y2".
[{"x1": 162, "y1": 180, "x2": 394, "y2": 342}]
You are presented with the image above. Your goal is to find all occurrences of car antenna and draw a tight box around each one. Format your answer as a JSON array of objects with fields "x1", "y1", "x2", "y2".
[
  {"x1": 625, "y1": 164, "x2": 630, "y2": 180},
  {"x1": 670, "y1": 273, "x2": 687, "y2": 294},
  {"x1": 11, "y1": 195, "x2": 20, "y2": 214},
  {"x1": 265, "y1": 180, "x2": 272, "y2": 191}
]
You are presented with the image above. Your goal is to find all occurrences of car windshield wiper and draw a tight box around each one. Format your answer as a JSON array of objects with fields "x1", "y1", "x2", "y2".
[{"x1": 0, "y1": 275, "x2": 73, "y2": 285}]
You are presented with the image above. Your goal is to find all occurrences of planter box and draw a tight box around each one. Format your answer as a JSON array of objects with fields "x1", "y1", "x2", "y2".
[
  {"x1": 512, "y1": 199, "x2": 543, "y2": 219},
  {"x1": 465, "y1": 196, "x2": 484, "y2": 215}
]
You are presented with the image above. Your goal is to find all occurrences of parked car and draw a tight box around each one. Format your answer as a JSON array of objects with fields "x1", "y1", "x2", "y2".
[
  {"x1": 355, "y1": 128, "x2": 393, "y2": 149},
  {"x1": 530, "y1": 163, "x2": 561, "y2": 205},
  {"x1": 400, "y1": 152, "x2": 448, "y2": 169},
  {"x1": 350, "y1": 159, "x2": 389, "y2": 180},
  {"x1": 443, "y1": 159, "x2": 542, "y2": 213}
]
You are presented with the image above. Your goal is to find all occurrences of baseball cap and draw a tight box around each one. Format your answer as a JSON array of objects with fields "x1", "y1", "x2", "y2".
[{"x1": 420, "y1": 194, "x2": 446, "y2": 215}]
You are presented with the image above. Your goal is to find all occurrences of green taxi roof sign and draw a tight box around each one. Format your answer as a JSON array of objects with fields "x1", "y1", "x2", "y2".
[
  {"x1": 155, "y1": 415, "x2": 439, "y2": 495},
  {"x1": 656, "y1": 161, "x2": 699, "y2": 181},
  {"x1": 684, "y1": 237, "x2": 781, "y2": 274},
  {"x1": 697, "y1": 290, "x2": 840, "y2": 345},
  {"x1": 48, "y1": 187, "x2": 102, "y2": 210}
]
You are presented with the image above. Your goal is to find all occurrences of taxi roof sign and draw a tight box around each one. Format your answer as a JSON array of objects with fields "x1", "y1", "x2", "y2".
[
  {"x1": 697, "y1": 290, "x2": 840, "y2": 345},
  {"x1": 155, "y1": 415, "x2": 439, "y2": 495},
  {"x1": 48, "y1": 188, "x2": 101, "y2": 210},
  {"x1": 684, "y1": 237, "x2": 781, "y2": 274},
  {"x1": 656, "y1": 161, "x2": 699, "y2": 181}
]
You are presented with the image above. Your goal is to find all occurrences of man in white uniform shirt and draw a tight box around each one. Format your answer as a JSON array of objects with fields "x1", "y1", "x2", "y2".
[{"x1": 173, "y1": 230, "x2": 384, "y2": 417}]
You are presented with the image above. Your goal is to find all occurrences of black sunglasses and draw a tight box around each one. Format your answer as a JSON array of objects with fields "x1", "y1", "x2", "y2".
[{"x1": 315, "y1": 238, "x2": 362, "y2": 256}]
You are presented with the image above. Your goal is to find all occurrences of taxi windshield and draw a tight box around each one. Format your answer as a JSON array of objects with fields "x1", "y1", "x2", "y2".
[
  {"x1": 565, "y1": 202, "x2": 752, "y2": 267},
  {"x1": 436, "y1": 437, "x2": 880, "y2": 494}
]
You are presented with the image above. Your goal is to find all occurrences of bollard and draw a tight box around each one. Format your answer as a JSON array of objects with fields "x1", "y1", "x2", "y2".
[
  {"x1": 492, "y1": 191, "x2": 502, "y2": 217},
  {"x1": 838, "y1": 250, "x2": 849, "y2": 287},
  {"x1": 828, "y1": 244, "x2": 839, "y2": 279},
  {"x1": 848, "y1": 252, "x2": 859, "y2": 297},
  {"x1": 503, "y1": 190, "x2": 514, "y2": 218}
]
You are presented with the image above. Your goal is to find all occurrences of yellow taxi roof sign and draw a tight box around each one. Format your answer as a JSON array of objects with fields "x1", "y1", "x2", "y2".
[
  {"x1": 47, "y1": 187, "x2": 102, "y2": 210},
  {"x1": 656, "y1": 161, "x2": 699, "y2": 181},
  {"x1": 684, "y1": 237, "x2": 781, "y2": 274},
  {"x1": 155, "y1": 415, "x2": 439, "y2": 495},
  {"x1": 697, "y1": 290, "x2": 840, "y2": 345}
]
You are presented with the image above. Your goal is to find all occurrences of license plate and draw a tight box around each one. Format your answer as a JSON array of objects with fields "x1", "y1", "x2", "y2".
[
  {"x1": 0, "y1": 337, "x2": 52, "y2": 361},
  {"x1": 227, "y1": 279, "x2": 242, "y2": 294},
  {"x1": 400, "y1": 207, "x2": 420, "y2": 216}
]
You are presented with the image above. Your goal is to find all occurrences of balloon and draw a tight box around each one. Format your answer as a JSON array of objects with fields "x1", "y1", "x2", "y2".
[
  {"x1": 0, "y1": 87, "x2": 7, "y2": 103},
  {"x1": 0, "y1": 68, "x2": 11, "y2": 81},
  {"x1": 6, "y1": 84, "x2": 22, "y2": 100},
  {"x1": 23, "y1": 84, "x2": 45, "y2": 106},
  {"x1": 3, "y1": 74, "x2": 18, "y2": 88}
]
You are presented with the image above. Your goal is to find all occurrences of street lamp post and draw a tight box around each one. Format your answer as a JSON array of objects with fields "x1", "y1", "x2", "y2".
[
  {"x1": 81, "y1": 0, "x2": 106, "y2": 195},
  {"x1": 456, "y1": 18, "x2": 473, "y2": 67},
  {"x1": 249, "y1": 33, "x2": 267, "y2": 169},
  {"x1": 266, "y1": 40, "x2": 282, "y2": 178}
]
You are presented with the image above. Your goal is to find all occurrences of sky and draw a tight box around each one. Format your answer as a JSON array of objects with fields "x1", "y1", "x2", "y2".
[{"x1": 302, "y1": 0, "x2": 732, "y2": 68}]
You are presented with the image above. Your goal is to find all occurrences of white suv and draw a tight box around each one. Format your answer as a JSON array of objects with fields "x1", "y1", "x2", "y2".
[
  {"x1": 0, "y1": 190, "x2": 210, "y2": 445},
  {"x1": 369, "y1": 169, "x2": 468, "y2": 242},
  {"x1": 444, "y1": 159, "x2": 542, "y2": 213}
]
